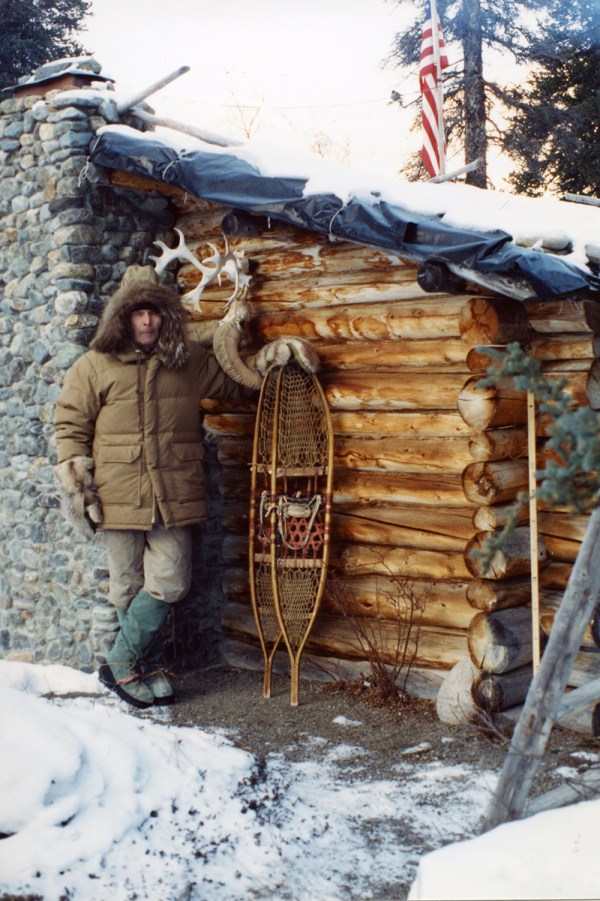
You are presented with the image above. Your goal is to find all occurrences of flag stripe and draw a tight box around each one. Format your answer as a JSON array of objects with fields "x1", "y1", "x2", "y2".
[{"x1": 419, "y1": 1, "x2": 450, "y2": 177}]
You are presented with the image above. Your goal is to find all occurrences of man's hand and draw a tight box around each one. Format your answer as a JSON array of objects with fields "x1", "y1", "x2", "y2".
[{"x1": 54, "y1": 456, "x2": 103, "y2": 540}]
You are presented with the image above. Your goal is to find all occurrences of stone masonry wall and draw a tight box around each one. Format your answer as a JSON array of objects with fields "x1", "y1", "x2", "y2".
[{"x1": 0, "y1": 84, "x2": 226, "y2": 672}]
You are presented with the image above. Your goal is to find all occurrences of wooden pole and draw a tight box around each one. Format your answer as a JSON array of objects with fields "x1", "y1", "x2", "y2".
[
  {"x1": 430, "y1": 0, "x2": 446, "y2": 176},
  {"x1": 483, "y1": 505, "x2": 600, "y2": 830},
  {"x1": 563, "y1": 193, "x2": 600, "y2": 208},
  {"x1": 116, "y1": 65, "x2": 191, "y2": 113},
  {"x1": 129, "y1": 109, "x2": 243, "y2": 148},
  {"x1": 527, "y1": 390, "x2": 541, "y2": 673},
  {"x1": 429, "y1": 157, "x2": 482, "y2": 184}
]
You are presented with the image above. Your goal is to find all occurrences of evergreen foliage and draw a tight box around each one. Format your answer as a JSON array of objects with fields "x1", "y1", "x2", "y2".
[
  {"x1": 387, "y1": 0, "x2": 554, "y2": 186},
  {"x1": 503, "y1": 0, "x2": 600, "y2": 197},
  {"x1": 387, "y1": 0, "x2": 599, "y2": 193},
  {"x1": 0, "y1": 0, "x2": 91, "y2": 91},
  {"x1": 475, "y1": 341, "x2": 600, "y2": 572}
]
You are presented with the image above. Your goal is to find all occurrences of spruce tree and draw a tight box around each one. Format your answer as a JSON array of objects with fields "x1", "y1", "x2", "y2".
[
  {"x1": 475, "y1": 342, "x2": 600, "y2": 573},
  {"x1": 387, "y1": 0, "x2": 560, "y2": 188},
  {"x1": 503, "y1": 0, "x2": 600, "y2": 197},
  {"x1": 0, "y1": 0, "x2": 91, "y2": 91}
]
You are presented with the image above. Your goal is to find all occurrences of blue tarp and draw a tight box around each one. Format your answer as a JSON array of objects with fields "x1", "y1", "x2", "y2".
[{"x1": 89, "y1": 130, "x2": 599, "y2": 301}]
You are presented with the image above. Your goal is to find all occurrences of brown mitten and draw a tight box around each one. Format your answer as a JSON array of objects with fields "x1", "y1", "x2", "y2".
[{"x1": 54, "y1": 456, "x2": 103, "y2": 539}]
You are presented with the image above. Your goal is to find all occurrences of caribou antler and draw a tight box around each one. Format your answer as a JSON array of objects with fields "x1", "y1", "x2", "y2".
[
  {"x1": 149, "y1": 228, "x2": 218, "y2": 274},
  {"x1": 149, "y1": 229, "x2": 250, "y2": 312},
  {"x1": 150, "y1": 227, "x2": 270, "y2": 388}
]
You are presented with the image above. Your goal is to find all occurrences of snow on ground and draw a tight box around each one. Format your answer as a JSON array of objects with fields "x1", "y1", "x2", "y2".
[
  {"x1": 0, "y1": 660, "x2": 599, "y2": 900},
  {"x1": 409, "y1": 799, "x2": 600, "y2": 901}
]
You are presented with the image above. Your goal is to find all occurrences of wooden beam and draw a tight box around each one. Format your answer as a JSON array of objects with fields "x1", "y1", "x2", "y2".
[
  {"x1": 465, "y1": 527, "x2": 548, "y2": 580},
  {"x1": 468, "y1": 607, "x2": 535, "y2": 674},
  {"x1": 130, "y1": 108, "x2": 244, "y2": 148},
  {"x1": 115, "y1": 66, "x2": 191, "y2": 113},
  {"x1": 107, "y1": 167, "x2": 190, "y2": 199},
  {"x1": 563, "y1": 193, "x2": 600, "y2": 208},
  {"x1": 557, "y1": 678, "x2": 600, "y2": 718},
  {"x1": 527, "y1": 768, "x2": 600, "y2": 816},
  {"x1": 429, "y1": 157, "x2": 483, "y2": 184}
]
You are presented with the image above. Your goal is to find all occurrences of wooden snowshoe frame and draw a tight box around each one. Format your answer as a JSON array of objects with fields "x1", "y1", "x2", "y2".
[{"x1": 249, "y1": 361, "x2": 334, "y2": 706}]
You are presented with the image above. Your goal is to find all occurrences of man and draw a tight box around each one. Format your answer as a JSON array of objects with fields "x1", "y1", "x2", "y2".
[{"x1": 54, "y1": 269, "x2": 259, "y2": 709}]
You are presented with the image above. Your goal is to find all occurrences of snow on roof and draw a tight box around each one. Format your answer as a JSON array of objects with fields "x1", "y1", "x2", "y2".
[
  {"x1": 1, "y1": 57, "x2": 114, "y2": 96},
  {"x1": 233, "y1": 136, "x2": 600, "y2": 276},
  {"x1": 102, "y1": 124, "x2": 599, "y2": 266},
  {"x1": 90, "y1": 123, "x2": 599, "y2": 300},
  {"x1": 17, "y1": 56, "x2": 112, "y2": 85},
  {"x1": 97, "y1": 124, "x2": 599, "y2": 274}
]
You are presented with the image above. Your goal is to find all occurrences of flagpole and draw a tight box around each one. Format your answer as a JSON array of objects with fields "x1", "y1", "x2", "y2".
[{"x1": 429, "y1": 0, "x2": 446, "y2": 175}]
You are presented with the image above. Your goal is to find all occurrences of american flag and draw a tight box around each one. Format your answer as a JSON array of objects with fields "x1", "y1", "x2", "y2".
[{"x1": 419, "y1": 0, "x2": 450, "y2": 177}]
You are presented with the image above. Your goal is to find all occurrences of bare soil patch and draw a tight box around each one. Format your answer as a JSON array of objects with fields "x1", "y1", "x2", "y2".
[{"x1": 163, "y1": 664, "x2": 598, "y2": 799}]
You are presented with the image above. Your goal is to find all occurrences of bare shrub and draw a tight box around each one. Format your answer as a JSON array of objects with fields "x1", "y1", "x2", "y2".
[{"x1": 326, "y1": 570, "x2": 430, "y2": 709}]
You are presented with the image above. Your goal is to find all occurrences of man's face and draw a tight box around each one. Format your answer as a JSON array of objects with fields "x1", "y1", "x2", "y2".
[{"x1": 130, "y1": 307, "x2": 162, "y2": 349}]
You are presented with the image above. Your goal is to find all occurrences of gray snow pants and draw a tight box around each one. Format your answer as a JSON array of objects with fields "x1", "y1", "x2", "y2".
[{"x1": 103, "y1": 522, "x2": 192, "y2": 610}]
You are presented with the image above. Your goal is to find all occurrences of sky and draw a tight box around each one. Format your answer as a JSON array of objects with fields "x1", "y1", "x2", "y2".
[
  {"x1": 79, "y1": 0, "x2": 424, "y2": 176},
  {"x1": 2, "y1": 659, "x2": 600, "y2": 901}
]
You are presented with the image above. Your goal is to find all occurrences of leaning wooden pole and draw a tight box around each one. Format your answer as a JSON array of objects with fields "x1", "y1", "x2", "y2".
[
  {"x1": 483, "y1": 505, "x2": 600, "y2": 830},
  {"x1": 116, "y1": 66, "x2": 191, "y2": 114},
  {"x1": 527, "y1": 390, "x2": 541, "y2": 674}
]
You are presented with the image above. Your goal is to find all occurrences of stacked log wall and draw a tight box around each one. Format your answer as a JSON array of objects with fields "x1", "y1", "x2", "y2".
[
  {"x1": 452, "y1": 296, "x2": 598, "y2": 719},
  {"x1": 170, "y1": 198, "x2": 597, "y2": 710}
]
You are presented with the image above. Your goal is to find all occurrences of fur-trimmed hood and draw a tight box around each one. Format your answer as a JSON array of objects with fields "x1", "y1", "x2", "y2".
[{"x1": 90, "y1": 283, "x2": 190, "y2": 369}]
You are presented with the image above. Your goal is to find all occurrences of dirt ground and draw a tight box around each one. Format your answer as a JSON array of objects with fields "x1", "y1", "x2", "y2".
[{"x1": 161, "y1": 664, "x2": 599, "y2": 801}]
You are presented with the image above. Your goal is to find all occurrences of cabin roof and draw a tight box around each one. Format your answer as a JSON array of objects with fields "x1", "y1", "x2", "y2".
[
  {"x1": 89, "y1": 124, "x2": 600, "y2": 303},
  {"x1": 1, "y1": 57, "x2": 114, "y2": 95}
]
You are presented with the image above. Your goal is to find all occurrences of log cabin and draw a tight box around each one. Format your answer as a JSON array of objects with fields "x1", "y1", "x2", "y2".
[{"x1": 87, "y1": 119, "x2": 600, "y2": 726}]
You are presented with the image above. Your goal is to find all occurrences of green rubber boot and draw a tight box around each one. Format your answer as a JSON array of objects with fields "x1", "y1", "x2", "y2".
[
  {"x1": 98, "y1": 589, "x2": 169, "y2": 709},
  {"x1": 142, "y1": 664, "x2": 175, "y2": 705},
  {"x1": 139, "y1": 605, "x2": 175, "y2": 704}
]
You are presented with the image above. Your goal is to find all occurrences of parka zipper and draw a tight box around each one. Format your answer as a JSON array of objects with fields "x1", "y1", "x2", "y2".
[
  {"x1": 135, "y1": 350, "x2": 157, "y2": 524},
  {"x1": 135, "y1": 350, "x2": 145, "y2": 433}
]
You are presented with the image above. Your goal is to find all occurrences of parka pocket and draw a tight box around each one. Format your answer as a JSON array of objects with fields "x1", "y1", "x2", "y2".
[
  {"x1": 169, "y1": 443, "x2": 204, "y2": 501},
  {"x1": 95, "y1": 445, "x2": 143, "y2": 504}
]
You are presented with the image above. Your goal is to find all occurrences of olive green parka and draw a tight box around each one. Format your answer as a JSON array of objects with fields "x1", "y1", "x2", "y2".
[{"x1": 54, "y1": 282, "x2": 251, "y2": 530}]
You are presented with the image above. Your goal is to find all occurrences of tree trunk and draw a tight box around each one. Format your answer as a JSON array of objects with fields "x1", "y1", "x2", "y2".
[
  {"x1": 462, "y1": 0, "x2": 487, "y2": 187},
  {"x1": 332, "y1": 509, "x2": 469, "y2": 550},
  {"x1": 221, "y1": 637, "x2": 446, "y2": 700},
  {"x1": 218, "y1": 433, "x2": 474, "y2": 473},
  {"x1": 222, "y1": 601, "x2": 467, "y2": 670},
  {"x1": 319, "y1": 370, "x2": 468, "y2": 411},
  {"x1": 336, "y1": 503, "x2": 476, "y2": 541},
  {"x1": 337, "y1": 542, "x2": 472, "y2": 580},
  {"x1": 472, "y1": 501, "x2": 529, "y2": 531},
  {"x1": 527, "y1": 767, "x2": 600, "y2": 815},
  {"x1": 221, "y1": 467, "x2": 472, "y2": 507},
  {"x1": 206, "y1": 409, "x2": 472, "y2": 439}
]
